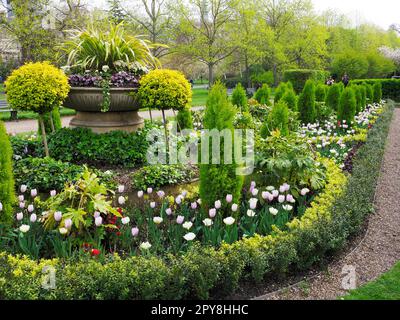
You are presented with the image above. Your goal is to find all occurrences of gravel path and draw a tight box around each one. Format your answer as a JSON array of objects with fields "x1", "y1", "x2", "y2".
[
  {"x1": 4, "y1": 107, "x2": 204, "y2": 135},
  {"x1": 255, "y1": 108, "x2": 400, "y2": 300}
]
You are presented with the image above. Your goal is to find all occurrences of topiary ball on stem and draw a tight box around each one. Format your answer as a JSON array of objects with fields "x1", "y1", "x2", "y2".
[{"x1": 5, "y1": 62, "x2": 70, "y2": 156}]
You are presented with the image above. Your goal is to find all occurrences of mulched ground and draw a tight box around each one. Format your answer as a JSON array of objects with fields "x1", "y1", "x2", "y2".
[{"x1": 249, "y1": 108, "x2": 400, "y2": 300}]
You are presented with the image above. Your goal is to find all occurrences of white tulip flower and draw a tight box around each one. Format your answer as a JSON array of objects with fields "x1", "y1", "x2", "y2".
[
  {"x1": 153, "y1": 217, "x2": 163, "y2": 225},
  {"x1": 182, "y1": 221, "x2": 193, "y2": 230},
  {"x1": 269, "y1": 208, "x2": 279, "y2": 216},
  {"x1": 140, "y1": 242, "x2": 152, "y2": 250},
  {"x1": 19, "y1": 224, "x2": 30, "y2": 233},
  {"x1": 203, "y1": 218, "x2": 213, "y2": 227},
  {"x1": 183, "y1": 232, "x2": 196, "y2": 241},
  {"x1": 223, "y1": 217, "x2": 235, "y2": 226}
]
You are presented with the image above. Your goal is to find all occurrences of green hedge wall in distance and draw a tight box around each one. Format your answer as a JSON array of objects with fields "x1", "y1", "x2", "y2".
[
  {"x1": 350, "y1": 79, "x2": 400, "y2": 102},
  {"x1": 283, "y1": 69, "x2": 329, "y2": 94}
]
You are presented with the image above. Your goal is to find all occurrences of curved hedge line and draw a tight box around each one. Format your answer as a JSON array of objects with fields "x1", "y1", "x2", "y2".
[{"x1": 0, "y1": 103, "x2": 394, "y2": 300}]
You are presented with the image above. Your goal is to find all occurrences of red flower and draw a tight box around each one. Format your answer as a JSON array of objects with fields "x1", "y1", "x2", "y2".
[
  {"x1": 91, "y1": 249, "x2": 101, "y2": 256},
  {"x1": 337, "y1": 120, "x2": 341, "y2": 127},
  {"x1": 116, "y1": 232, "x2": 121, "y2": 236},
  {"x1": 117, "y1": 208, "x2": 123, "y2": 214}
]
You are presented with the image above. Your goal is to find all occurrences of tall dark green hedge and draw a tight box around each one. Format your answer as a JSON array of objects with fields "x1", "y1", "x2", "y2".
[
  {"x1": 297, "y1": 80, "x2": 316, "y2": 124},
  {"x1": 350, "y1": 79, "x2": 400, "y2": 101},
  {"x1": 325, "y1": 84, "x2": 341, "y2": 111},
  {"x1": 0, "y1": 121, "x2": 16, "y2": 225},
  {"x1": 200, "y1": 82, "x2": 243, "y2": 210},
  {"x1": 338, "y1": 87, "x2": 356, "y2": 125},
  {"x1": 282, "y1": 69, "x2": 329, "y2": 94},
  {"x1": 354, "y1": 86, "x2": 363, "y2": 114}
]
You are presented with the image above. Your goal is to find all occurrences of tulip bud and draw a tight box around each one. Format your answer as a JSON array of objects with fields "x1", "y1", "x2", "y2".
[
  {"x1": 50, "y1": 190, "x2": 57, "y2": 197},
  {"x1": 226, "y1": 194, "x2": 233, "y2": 203},
  {"x1": 54, "y1": 211, "x2": 62, "y2": 222},
  {"x1": 31, "y1": 189, "x2": 38, "y2": 198},
  {"x1": 131, "y1": 227, "x2": 139, "y2": 237},
  {"x1": 16, "y1": 212, "x2": 23, "y2": 221}
]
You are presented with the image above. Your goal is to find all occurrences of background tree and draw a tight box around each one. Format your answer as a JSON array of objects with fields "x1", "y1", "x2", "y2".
[{"x1": 173, "y1": 0, "x2": 237, "y2": 85}]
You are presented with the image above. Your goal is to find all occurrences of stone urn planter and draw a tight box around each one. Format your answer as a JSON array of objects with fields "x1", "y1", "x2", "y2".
[{"x1": 64, "y1": 87, "x2": 144, "y2": 133}]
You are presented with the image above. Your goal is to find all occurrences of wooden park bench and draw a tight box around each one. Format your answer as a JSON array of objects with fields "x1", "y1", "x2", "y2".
[{"x1": 0, "y1": 100, "x2": 18, "y2": 120}]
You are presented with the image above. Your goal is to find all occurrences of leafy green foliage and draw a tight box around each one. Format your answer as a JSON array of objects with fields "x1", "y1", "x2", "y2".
[
  {"x1": 177, "y1": 106, "x2": 194, "y2": 130},
  {"x1": 231, "y1": 83, "x2": 248, "y2": 111},
  {"x1": 281, "y1": 88, "x2": 297, "y2": 111},
  {"x1": 315, "y1": 84, "x2": 327, "y2": 102},
  {"x1": 45, "y1": 125, "x2": 152, "y2": 167},
  {"x1": 256, "y1": 133, "x2": 326, "y2": 190},
  {"x1": 325, "y1": 84, "x2": 341, "y2": 111},
  {"x1": 0, "y1": 121, "x2": 15, "y2": 225},
  {"x1": 331, "y1": 52, "x2": 369, "y2": 79},
  {"x1": 254, "y1": 84, "x2": 270, "y2": 105},
  {"x1": 282, "y1": 69, "x2": 329, "y2": 93},
  {"x1": 5, "y1": 62, "x2": 70, "y2": 114},
  {"x1": 273, "y1": 82, "x2": 287, "y2": 104},
  {"x1": 132, "y1": 165, "x2": 196, "y2": 190},
  {"x1": 263, "y1": 101, "x2": 290, "y2": 137},
  {"x1": 338, "y1": 87, "x2": 357, "y2": 125},
  {"x1": 138, "y1": 69, "x2": 192, "y2": 111},
  {"x1": 13, "y1": 157, "x2": 116, "y2": 192},
  {"x1": 297, "y1": 80, "x2": 316, "y2": 124},
  {"x1": 200, "y1": 82, "x2": 243, "y2": 210},
  {"x1": 352, "y1": 79, "x2": 400, "y2": 102},
  {"x1": 63, "y1": 23, "x2": 158, "y2": 73}
]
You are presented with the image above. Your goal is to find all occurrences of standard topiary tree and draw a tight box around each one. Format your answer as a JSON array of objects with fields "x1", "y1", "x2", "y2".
[
  {"x1": 373, "y1": 82, "x2": 382, "y2": 103},
  {"x1": 325, "y1": 84, "x2": 341, "y2": 111},
  {"x1": 0, "y1": 121, "x2": 16, "y2": 226},
  {"x1": 274, "y1": 82, "x2": 288, "y2": 104},
  {"x1": 263, "y1": 100, "x2": 289, "y2": 137},
  {"x1": 231, "y1": 83, "x2": 248, "y2": 112},
  {"x1": 5, "y1": 62, "x2": 70, "y2": 157},
  {"x1": 338, "y1": 87, "x2": 357, "y2": 125},
  {"x1": 254, "y1": 84, "x2": 270, "y2": 105},
  {"x1": 281, "y1": 88, "x2": 297, "y2": 111},
  {"x1": 200, "y1": 81, "x2": 243, "y2": 211},
  {"x1": 139, "y1": 69, "x2": 192, "y2": 146},
  {"x1": 315, "y1": 84, "x2": 327, "y2": 102},
  {"x1": 297, "y1": 80, "x2": 316, "y2": 124}
]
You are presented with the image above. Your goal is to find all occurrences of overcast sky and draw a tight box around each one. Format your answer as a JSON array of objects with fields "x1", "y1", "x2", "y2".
[{"x1": 88, "y1": 0, "x2": 399, "y2": 30}]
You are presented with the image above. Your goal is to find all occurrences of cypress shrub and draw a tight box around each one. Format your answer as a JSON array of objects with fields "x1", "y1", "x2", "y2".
[
  {"x1": 274, "y1": 82, "x2": 287, "y2": 104},
  {"x1": 281, "y1": 89, "x2": 297, "y2": 111},
  {"x1": 297, "y1": 80, "x2": 316, "y2": 124},
  {"x1": 254, "y1": 84, "x2": 270, "y2": 105},
  {"x1": 315, "y1": 84, "x2": 327, "y2": 102},
  {"x1": 0, "y1": 121, "x2": 16, "y2": 225},
  {"x1": 338, "y1": 87, "x2": 356, "y2": 125},
  {"x1": 365, "y1": 84, "x2": 374, "y2": 103},
  {"x1": 177, "y1": 106, "x2": 194, "y2": 130},
  {"x1": 266, "y1": 101, "x2": 289, "y2": 136},
  {"x1": 325, "y1": 84, "x2": 341, "y2": 111},
  {"x1": 231, "y1": 83, "x2": 248, "y2": 112},
  {"x1": 373, "y1": 82, "x2": 382, "y2": 103},
  {"x1": 354, "y1": 86, "x2": 362, "y2": 114},
  {"x1": 360, "y1": 85, "x2": 367, "y2": 111},
  {"x1": 200, "y1": 82, "x2": 243, "y2": 211}
]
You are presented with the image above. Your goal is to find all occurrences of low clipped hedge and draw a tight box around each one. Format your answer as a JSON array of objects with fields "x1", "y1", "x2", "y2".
[
  {"x1": 350, "y1": 79, "x2": 400, "y2": 102},
  {"x1": 0, "y1": 103, "x2": 394, "y2": 300},
  {"x1": 283, "y1": 69, "x2": 329, "y2": 94}
]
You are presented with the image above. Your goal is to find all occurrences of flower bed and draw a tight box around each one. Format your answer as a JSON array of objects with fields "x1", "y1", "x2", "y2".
[{"x1": 0, "y1": 102, "x2": 394, "y2": 300}]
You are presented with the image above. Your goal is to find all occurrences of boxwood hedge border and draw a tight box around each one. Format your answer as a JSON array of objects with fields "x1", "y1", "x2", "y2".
[{"x1": 0, "y1": 102, "x2": 395, "y2": 300}]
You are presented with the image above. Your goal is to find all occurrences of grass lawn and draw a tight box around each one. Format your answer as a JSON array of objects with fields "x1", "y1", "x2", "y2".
[
  {"x1": 192, "y1": 87, "x2": 208, "y2": 106},
  {"x1": 343, "y1": 262, "x2": 400, "y2": 300}
]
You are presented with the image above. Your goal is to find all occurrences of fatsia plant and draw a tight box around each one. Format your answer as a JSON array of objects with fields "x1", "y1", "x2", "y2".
[
  {"x1": 255, "y1": 132, "x2": 326, "y2": 192},
  {"x1": 63, "y1": 23, "x2": 160, "y2": 73},
  {"x1": 42, "y1": 168, "x2": 121, "y2": 233}
]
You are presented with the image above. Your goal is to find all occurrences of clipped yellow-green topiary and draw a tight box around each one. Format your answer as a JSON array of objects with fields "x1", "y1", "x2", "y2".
[
  {"x1": 138, "y1": 69, "x2": 192, "y2": 111},
  {"x1": 5, "y1": 62, "x2": 70, "y2": 114},
  {"x1": 5, "y1": 62, "x2": 70, "y2": 156}
]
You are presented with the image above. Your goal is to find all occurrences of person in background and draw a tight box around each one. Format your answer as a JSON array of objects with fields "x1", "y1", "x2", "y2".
[
  {"x1": 342, "y1": 73, "x2": 350, "y2": 87},
  {"x1": 326, "y1": 76, "x2": 335, "y2": 86},
  {"x1": 189, "y1": 79, "x2": 194, "y2": 88}
]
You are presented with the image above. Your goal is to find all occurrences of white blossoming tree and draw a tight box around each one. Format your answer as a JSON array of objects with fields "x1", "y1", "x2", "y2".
[{"x1": 379, "y1": 46, "x2": 400, "y2": 72}]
